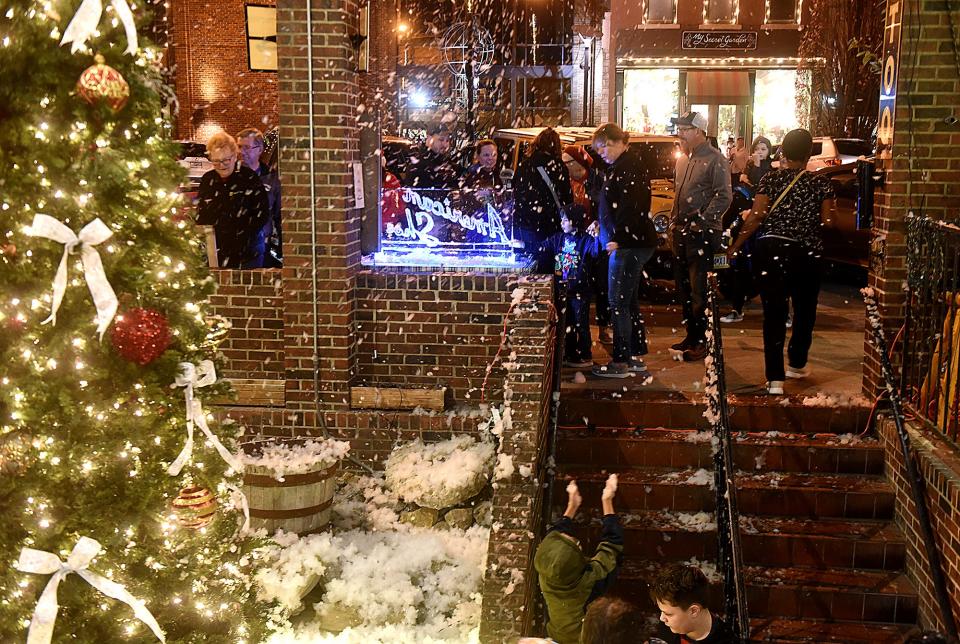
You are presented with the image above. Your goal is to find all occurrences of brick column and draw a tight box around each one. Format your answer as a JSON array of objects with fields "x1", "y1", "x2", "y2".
[
  {"x1": 479, "y1": 281, "x2": 557, "y2": 642},
  {"x1": 863, "y1": 0, "x2": 960, "y2": 395},
  {"x1": 277, "y1": 0, "x2": 362, "y2": 424}
]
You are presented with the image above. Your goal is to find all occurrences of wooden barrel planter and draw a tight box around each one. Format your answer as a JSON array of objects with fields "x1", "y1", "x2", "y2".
[{"x1": 242, "y1": 440, "x2": 340, "y2": 534}]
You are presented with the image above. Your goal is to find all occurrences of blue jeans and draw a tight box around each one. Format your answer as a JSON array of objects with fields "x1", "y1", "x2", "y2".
[
  {"x1": 607, "y1": 247, "x2": 654, "y2": 363},
  {"x1": 564, "y1": 290, "x2": 593, "y2": 362}
]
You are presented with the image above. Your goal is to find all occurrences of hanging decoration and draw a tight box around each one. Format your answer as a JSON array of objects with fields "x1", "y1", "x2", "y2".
[
  {"x1": 111, "y1": 307, "x2": 172, "y2": 365},
  {"x1": 26, "y1": 214, "x2": 118, "y2": 340},
  {"x1": 168, "y1": 361, "x2": 243, "y2": 476},
  {"x1": 171, "y1": 485, "x2": 218, "y2": 529},
  {"x1": 76, "y1": 55, "x2": 130, "y2": 112},
  {"x1": 61, "y1": 0, "x2": 139, "y2": 55},
  {"x1": 16, "y1": 536, "x2": 166, "y2": 644}
]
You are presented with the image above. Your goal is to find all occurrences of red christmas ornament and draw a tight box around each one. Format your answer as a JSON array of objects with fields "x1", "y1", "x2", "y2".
[
  {"x1": 111, "y1": 308, "x2": 172, "y2": 365},
  {"x1": 77, "y1": 54, "x2": 130, "y2": 113}
]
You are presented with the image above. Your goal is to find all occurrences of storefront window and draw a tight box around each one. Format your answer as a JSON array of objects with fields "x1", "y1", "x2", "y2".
[
  {"x1": 622, "y1": 69, "x2": 679, "y2": 134},
  {"x1": 753, "y1": 69, "x2": 807, "y2": 144}
]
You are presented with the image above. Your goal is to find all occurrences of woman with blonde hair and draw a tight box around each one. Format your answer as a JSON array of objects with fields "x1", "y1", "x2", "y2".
[{"x1": 196, "y1": 131, "x2": 271, "y2": 268}]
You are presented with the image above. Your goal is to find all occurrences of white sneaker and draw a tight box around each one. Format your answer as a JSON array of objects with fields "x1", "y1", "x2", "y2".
[
  {"x1": 720, "y1": 310, "x2": 744, "y2": 323},
  {"x1": 785, "y1": 315, "x2": 793, "y2": 328},
  {"x1": 767, "y1": 381, "x2": 784, "y2": 395},
  {"x1": 785, "y1": 365, "x2": 810, "y2": 379}
]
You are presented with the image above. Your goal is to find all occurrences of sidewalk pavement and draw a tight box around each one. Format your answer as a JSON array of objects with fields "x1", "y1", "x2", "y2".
[{"x1": 561, "y1": 281, "x2": 866, "y2": 401}]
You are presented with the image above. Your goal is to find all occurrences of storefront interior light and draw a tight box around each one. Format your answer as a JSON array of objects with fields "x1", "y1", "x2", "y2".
[{"x1": 409, "y1": 89, "x2": 430, "y2": 108}]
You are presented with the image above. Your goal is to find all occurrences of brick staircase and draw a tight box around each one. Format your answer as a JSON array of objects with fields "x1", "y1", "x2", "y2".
[{"x1": 552, "y1": 390, "x2": 920, "y2": 642}]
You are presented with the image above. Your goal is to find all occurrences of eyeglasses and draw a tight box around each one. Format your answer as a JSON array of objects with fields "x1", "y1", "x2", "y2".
[
  {"x1": 240, "y1": 143, "x2": 263, "y2": 152},
  {"x1": 209, "y1": 154, "x2": 236, "y2": 166}
]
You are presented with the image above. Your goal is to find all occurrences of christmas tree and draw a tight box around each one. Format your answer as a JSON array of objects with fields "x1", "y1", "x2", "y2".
[{"x1": 0, "y1": 1, "x2": 277, "y2": 641}]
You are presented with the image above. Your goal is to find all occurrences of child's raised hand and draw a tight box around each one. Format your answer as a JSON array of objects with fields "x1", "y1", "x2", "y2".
[
  {"x1": 601, "y1": 473, "x2": 618, "y2": 501},
  {"x1": 566, "y1": 480, "x2": 582, "y2": 510}
]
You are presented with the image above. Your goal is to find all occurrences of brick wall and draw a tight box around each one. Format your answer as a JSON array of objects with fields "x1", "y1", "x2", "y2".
[
  {"x1": 170, "y1": 0, "x2": 279, "y2": 141},
  {"x1": 355, "y1": 271, "x2": 552, "y2": 405},
  {"x1": 209, "y1": 269, "x2": 284, "y2": 380},
  {"x1": 878, "y1": 416, "x2": 960, "y2": 631},
  {"x1": 360, "y1": 0, "x2": 399, "y2": 133},
  {"x1": 479, "y1": 287, "x2": 559, "y2": 642},
  {"x1": 863, "y1": 0, "x2": 960, "y2": 394}
]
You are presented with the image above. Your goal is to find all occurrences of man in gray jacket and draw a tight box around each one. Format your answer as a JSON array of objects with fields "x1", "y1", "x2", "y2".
[{"x1": 669, "y1": 112, "x2": 732, "y2": 361}]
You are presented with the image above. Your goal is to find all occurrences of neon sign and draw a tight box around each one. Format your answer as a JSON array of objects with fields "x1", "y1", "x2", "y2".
[{"x1": 374, "y1": 185, "x2": 519, "y2": 267}]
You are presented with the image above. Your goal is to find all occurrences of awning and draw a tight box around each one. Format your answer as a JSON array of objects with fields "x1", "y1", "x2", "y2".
[{"x1": 686, "y1": 71, "x2": 750, "y2": 104}]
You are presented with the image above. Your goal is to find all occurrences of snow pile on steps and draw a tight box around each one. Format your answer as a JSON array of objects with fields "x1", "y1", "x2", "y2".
[{"x1": 257, "y1": 435, "x2": 497, "y2": 642}]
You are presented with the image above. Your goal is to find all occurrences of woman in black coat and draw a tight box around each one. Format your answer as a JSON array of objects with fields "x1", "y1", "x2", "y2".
[{"x1": 513, "y1": 127, "x2": 573, "y2": 257}]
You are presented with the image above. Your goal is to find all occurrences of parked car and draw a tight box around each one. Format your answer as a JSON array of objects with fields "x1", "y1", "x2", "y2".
[
  {"x1": 492, "y1": 126, "x2": 682, "y2": 276},
  {"x1": 808, "y1": 137, "x2": 873, "y2": 170},
  {"x1": 816, "y1": 163, "x2": 873, "y2": 268}
]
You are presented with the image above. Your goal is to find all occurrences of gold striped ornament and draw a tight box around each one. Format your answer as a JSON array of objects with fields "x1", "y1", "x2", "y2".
[{"x1": 171, "y1": 485, "x2": 217, "y2": 529}]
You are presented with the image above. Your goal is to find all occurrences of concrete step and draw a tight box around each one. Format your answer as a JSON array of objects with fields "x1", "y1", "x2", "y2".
[
  {"x1": 620, "y1": 560, "x2": 918, "y2": 624},
  {"x1": 557, "y1": 390, "x2": 871, "y2": 434},
  {"x1": 556, "y1": 428, "x2": 883, "y2": 475},
  {"x1": 571, "y1": 512, "x2": 906, "y2": 571},
  {"x1": 558, "y1": 469, "x2": 895, "y2": 520}
]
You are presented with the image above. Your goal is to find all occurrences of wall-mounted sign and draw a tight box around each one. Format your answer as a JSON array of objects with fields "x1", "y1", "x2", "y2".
[
  {"x1": 377, "y1": 186, "x2": 518, "y2": 266},
  {"x1": 876, "y1": 0, "x2": 902, "y2": 158},
  {"x1": 682, "y1": 31, "x2": 758, "y2": 50}
]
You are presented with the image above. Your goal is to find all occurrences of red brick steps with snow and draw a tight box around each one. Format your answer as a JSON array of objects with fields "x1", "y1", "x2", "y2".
[
  {"x1": 556, "y1": 429, "x2": 884, "y2": 473},
  {"x1": 575, "y1": 512, "x2": 905, "y2": 571},
  {"x1": 616, "y1": 559, "x2": 918, "y2": 624},
  {"x1": 549, "y1": 415, "x2": 919, "y2": 639},
  {"x1": 557, "y1": 390, "x2": 872, "y2": 434},
  {"x1": 558, "y1": 468, "x2": 894, "y2": 520}
]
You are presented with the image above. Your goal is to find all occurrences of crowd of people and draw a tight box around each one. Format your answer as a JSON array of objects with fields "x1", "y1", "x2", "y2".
[
  {"x1": 195, "y1": 114, "x2": 839, "y2": 395},
  {"x1": 492, "y1": 114, "x2": 836, "y2": 396}
]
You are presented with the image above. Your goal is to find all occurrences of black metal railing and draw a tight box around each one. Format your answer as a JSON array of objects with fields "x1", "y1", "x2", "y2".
[
  {"x1": 901, "y1": 214, "x2": 960, "y2": 445},
  {"x1": 865, "y1": 287, "x2": 959, "y2": 638},
  {"x1": 705, "y1": 275, "x2": 749, "y2": 642}
]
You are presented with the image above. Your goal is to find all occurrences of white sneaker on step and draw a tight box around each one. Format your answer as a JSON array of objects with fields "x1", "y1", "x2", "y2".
[
  {"x1": 767, "y1": 381, "x2": 784, "y2": 395},
  {"x1": 720, "y1": 310, "x2": 744, "y2": 323},
  {"x1": 785, "y1": 365, "x2": 810, "y2": 379}
]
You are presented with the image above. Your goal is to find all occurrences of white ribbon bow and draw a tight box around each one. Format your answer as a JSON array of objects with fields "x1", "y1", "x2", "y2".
[
  {"x1": 27, "y1": 215, "x2": 118, "y2": 341},
  {"x1": 61, "y1": 0, "x2": 139, "y2": 55},
  {"x1": 168, "y1": 361, "x2": 243, "y2": 476},
  {"x1": 16, "y1": 536, "x2": 165, "y2": 644},
  {"x1": 226, "y1": 483, "x2": 251, "y2": 534}
]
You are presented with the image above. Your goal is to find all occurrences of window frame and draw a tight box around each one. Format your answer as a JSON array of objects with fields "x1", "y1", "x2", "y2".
[
  {"x1": 703, "y1": 0, "x2": 739, "y2": 25},
  {"x1": 644, "y1": 0, "x2": 677, "y2": 25},
  {"x1": 765, "y1": 0, "x2": 800, "y2": 24},
  {"x1": 245, "y1": 4, "x2": 278, "y2": 72}
]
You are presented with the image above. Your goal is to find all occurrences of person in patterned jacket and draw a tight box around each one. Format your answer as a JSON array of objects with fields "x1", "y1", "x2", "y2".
[
  {"x1": 726, "y1": 128, "x2": 836, "y2": 396},
  {"x1": 537, "y1": 204, "x2": 601, "y2": 368}
]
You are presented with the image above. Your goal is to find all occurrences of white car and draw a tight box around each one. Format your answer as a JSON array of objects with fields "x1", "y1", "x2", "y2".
[{"x1": 807, "y1": 137, "x2": 873, "y2": 170}]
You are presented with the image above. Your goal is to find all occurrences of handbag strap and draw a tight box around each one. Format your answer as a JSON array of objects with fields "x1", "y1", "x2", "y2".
[
  {"x1": 767, "y1": 169, "x2": 806, "y2": 215},
  {"x1": 536, "y1": 165, "x2": 565, "y2": 212}
]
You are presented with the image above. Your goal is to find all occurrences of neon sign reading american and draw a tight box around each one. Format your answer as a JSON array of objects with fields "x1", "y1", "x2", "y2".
[{"x1": 384, "y1": 188, "x2": 511, "y2": 247}]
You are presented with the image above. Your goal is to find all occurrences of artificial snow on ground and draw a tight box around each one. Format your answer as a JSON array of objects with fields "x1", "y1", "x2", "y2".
[{"x1": 256, "y1": 436, "x2": 494, "y2": 643}]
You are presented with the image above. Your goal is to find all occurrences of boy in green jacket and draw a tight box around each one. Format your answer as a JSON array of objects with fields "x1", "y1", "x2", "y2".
[{"x1": 534, "y1": 475, "x2": 624, "y2": 644}]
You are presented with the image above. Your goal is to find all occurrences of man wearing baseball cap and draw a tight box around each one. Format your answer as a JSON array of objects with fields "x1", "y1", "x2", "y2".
[{"x1": 668, "y1": 111, "x2": 732, "y2": 361}]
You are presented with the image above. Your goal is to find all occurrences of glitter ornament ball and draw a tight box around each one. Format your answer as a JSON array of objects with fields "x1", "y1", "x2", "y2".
[
  {"x1": 76, "y1": 54, "x2": 130, "y2": 112},
  {"x1": 111, "y1": 308, "x2": 172, "y2": 365},
  {"x1": 172, "y1": 485, "x2": 218, "y2": 529}
]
